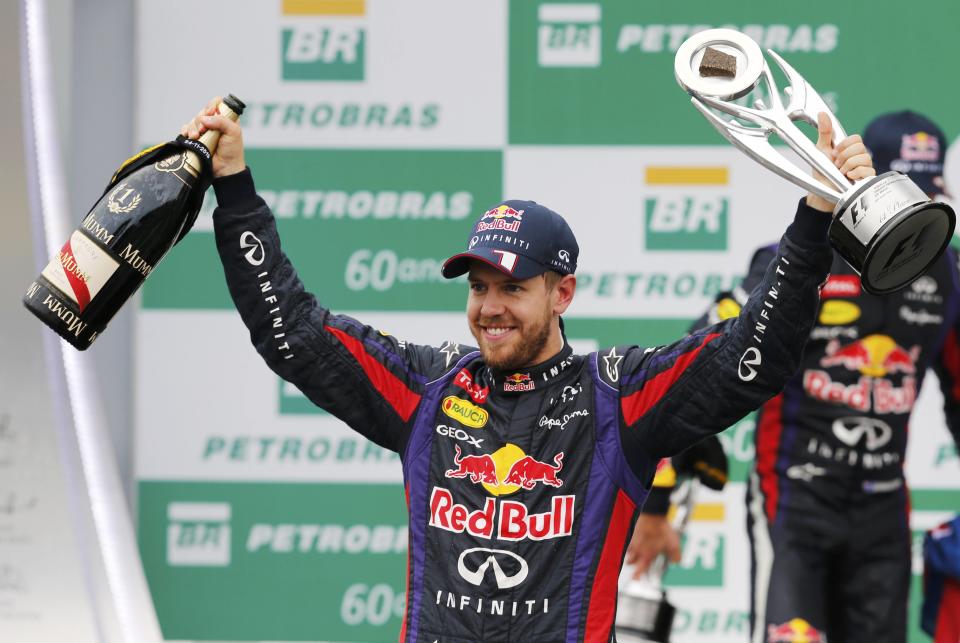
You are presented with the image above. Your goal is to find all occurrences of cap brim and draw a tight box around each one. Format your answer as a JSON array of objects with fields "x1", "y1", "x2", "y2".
[{"x1": 441, "y1": 248, "x2": 549, "y2": 280}]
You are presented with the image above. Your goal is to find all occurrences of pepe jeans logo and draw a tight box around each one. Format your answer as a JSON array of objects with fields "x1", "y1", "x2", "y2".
[
  {"x1": 166, "y1": 502, "x2": 231, "y2": 567},
  {"x1": 239, "y1": 231, "x2": 265, "y2": 266}
]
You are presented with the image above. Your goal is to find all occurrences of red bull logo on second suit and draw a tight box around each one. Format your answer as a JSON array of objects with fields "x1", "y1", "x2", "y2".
[
  {"x1": 819, "y1": 334, "x2": 919, "y2": 377},
  {"x1": 803, "y1": 335, "x2": 918, "y2": 414},
  {"x1": 766, "y1": 617, "x2": 826, "y2": 642}
]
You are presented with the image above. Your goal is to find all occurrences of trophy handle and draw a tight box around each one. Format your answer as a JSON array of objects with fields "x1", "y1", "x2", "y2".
[
  {"x1": 692, "y1": 96, "x2": 841, "y2": 202},
  {"x1": 768, "y1": 49, "x2": 847, "y2": 142},
  {"x1": 692, "y1": 54, "x2": 853, "y2": 202}
]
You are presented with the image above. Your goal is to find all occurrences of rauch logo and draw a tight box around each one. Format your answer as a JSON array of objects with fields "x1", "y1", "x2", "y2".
[
  {"x1": 538, "y1": 3, "x2": 601, "y2": 68},
  {"x1": 166, "y1": 502, "x2": 231, "y2": 567},
  {"x1": 643, "y1": 166, "x2": 729, "y2": 251},
  {"x1": 281, "y1": 0, "x2": 366, "y2": 81}
]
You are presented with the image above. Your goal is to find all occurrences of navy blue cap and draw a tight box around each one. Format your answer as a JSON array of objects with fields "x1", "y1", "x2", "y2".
[
  {"x1": 863, "y1": 111, "x2": 946, "y2": 195},
  {"x1": 442, "y1": 200, "x2": 579, "y2": 280}
]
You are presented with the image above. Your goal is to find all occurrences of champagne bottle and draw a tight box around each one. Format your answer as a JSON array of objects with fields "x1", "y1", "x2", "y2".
[{"x1": 23, "y1": 95, "x2": 245, "y2": 350}]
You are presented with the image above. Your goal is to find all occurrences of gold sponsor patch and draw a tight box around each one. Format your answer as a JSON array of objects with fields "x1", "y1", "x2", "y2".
[
  {"x1": 819, "y1": 300, "x2": 861, "y2": 325},
  {"x1": 442, "y1": 396, "x2": 488, "y2": 429}
]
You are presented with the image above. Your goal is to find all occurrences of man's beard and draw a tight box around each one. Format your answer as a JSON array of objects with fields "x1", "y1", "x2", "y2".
[{"x1": 472, "y1": 306, "x2": 553, "y2": 371}]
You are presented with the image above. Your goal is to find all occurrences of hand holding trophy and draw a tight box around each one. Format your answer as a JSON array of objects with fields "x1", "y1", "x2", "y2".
[{"x1": 674, "y1": 29, "x2": 954, "y2": 294}]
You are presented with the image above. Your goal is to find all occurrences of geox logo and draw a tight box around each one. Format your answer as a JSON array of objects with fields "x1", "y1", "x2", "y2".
[{"x1": 281, "y1": 0, "x2": 366, "y2": 81}]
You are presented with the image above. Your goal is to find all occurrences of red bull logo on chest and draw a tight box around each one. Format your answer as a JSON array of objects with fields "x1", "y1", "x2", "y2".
[
  {"x1": 503, "y1": 372, "x2": 535, "y2": 392},
  {"x1": 429, "y1": 487, "x2": 574, "y2": 541},
  {"x1": 445, "y1": 444, "x2": 565, "y2": 494}
]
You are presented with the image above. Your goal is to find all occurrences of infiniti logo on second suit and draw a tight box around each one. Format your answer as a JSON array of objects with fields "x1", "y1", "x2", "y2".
[{"x1": 831, "y1": 417, "x2": 893, "y2": 450}]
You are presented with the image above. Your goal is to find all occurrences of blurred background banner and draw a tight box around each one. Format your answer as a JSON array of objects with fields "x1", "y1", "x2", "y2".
[{"x1": 5, "y1": 0, "x2": 944, "y2": 641}]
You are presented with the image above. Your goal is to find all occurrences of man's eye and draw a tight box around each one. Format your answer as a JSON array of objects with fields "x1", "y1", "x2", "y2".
[{"x1": 470, "y1": 283, "x2": 485, "y2": 293}]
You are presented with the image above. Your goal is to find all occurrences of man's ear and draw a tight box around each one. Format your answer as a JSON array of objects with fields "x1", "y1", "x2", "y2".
[{"x1": 553, "y1": 275, "x2": 576, "y2": 315}]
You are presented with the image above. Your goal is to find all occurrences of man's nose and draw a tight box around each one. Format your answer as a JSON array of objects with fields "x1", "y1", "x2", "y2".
[{"x1": 479, "y1": 291, "x2": 505, "y2": 317}]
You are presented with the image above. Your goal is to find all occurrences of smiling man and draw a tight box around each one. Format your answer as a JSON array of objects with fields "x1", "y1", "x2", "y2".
[{"x1": 188, "y1": 97, "x2": 871, "y2": 642}]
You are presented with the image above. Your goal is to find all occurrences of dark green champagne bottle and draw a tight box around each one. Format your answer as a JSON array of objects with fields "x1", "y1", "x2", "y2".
[{"x1": 23, "y1": 95, "x2": 245, "y2": 350}]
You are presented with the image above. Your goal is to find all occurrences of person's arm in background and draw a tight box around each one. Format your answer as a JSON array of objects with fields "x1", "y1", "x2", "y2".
[
  {"x1": 627, "y1": 437, "x2": 729, "y2": 577},
  {"x1": 932, "y1": 247, "x2": 960, "y2": 459}
]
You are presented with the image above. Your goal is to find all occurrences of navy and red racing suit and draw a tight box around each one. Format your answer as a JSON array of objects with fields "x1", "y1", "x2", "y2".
[
  {"x1": 694, "y1": 243, "x2": 960, "y2": 643},
  {"x1": 212, "y1": 169, "x2": 832, "y2": 643}
]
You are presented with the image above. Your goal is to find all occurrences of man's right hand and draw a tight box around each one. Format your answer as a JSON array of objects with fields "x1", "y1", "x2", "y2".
[{"x1": 180, "y1": 96, "x2": 246, "y2": 179}]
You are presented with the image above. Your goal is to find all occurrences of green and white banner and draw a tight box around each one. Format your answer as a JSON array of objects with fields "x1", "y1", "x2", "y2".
[{"x1": 135, "y1": 1, "x2": 960, "y2": 641}]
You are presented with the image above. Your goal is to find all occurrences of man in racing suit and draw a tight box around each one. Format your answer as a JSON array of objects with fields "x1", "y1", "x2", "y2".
[
  {"x1": 672, "y1": 111, "x2": 960, "y2": 643},
  {"x1": 186, "y1": 99, "x2": 868, "y2": 641}
]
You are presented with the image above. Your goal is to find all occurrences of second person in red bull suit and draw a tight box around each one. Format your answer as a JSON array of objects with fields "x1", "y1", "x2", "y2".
[
  {"x1": 186, "y1": 99, "x2": 869, "y2": 642},
  {"x1": 655, "y1": 110, "x2": 960, "y2": 643}
]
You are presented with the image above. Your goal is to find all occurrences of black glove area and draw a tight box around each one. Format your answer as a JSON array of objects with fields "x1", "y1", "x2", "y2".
[{"x1": 673, "y1": 435, "x2": 729, "y2": 491}]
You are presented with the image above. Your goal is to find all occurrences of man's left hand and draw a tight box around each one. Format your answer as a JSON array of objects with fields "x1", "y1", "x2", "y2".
[
  {"x1": 807, "y1": 112, "x2": 876, "y2": 213},
  {"x1": 625, "y1": 514, "x2": 681, "y2": 579}
]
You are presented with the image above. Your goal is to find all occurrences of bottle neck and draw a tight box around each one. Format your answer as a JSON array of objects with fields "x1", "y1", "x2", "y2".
[{"x1": 183, "y1": 102, "x2": 239, "y2": 177}]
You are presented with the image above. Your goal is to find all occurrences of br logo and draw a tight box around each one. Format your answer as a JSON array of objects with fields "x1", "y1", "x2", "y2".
[
  {"x1": 537, "y1": 3, "x2": 602, "y2": 68},
  {"x1": 644, "y1": 196, "x2": 729, "y2": 251},
  {"x1": 665, "y1": 533, "x2": 725, "y2": 587},
  {"x1": 281, "y1": 1, "x2": 366, "y2": 81},
  {"x1": 166, "y1": 502, "x2": 232, "y2": 567}
]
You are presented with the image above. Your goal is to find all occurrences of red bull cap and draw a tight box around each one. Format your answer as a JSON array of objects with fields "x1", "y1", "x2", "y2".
[
  {"x1": 442, "y1": 199, "x2": 579, "y2": 280},
  {"x1": 864, "y1": 111, "x2": 946, "y2": 196}
]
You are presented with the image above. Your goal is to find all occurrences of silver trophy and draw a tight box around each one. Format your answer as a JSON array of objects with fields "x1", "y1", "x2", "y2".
[
  {"x1": 616, "y1": 480, "x2": 698, "y2": 643},
  {"x1": 674, "y1": 28, "x2": 955, "y2": 294}
]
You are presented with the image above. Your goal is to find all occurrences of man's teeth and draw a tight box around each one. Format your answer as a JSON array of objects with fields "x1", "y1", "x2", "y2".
[{"x1": 487, "y1": 327, "x2": 511, "y2": 336}]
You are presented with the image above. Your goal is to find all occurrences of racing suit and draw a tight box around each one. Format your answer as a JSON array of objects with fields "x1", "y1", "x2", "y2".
[
  {"x1": 696, "y1": 244, "x2": 960, "y2": 643},
  {"x1": 212, "y1": 169, "x2": 832, "y2": 642}
]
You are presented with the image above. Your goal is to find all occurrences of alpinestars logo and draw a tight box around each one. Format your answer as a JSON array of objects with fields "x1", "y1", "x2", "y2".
[
  {"x1": 240, "y1": 231, "x2": 265, "y2": 266},
  {"x1": 603, "y1": 346, "x2": 623, "y2": 381}
]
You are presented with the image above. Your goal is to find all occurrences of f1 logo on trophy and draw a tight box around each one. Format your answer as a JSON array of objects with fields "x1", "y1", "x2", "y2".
[{"x1": 674, "y1": 29, "x2": 955, "y2": 294}]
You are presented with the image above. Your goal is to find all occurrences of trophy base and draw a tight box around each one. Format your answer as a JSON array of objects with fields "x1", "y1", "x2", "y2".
[
  {"x1": 615, "y1": 591, "x2": 676, "y2": 643},
  {"x1": 830, "y1": 171, "x2": 955, "y2": 294}
]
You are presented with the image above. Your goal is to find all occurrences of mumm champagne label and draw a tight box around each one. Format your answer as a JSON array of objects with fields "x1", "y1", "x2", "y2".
[{"x1": 40, "y1": 231, "x2": 120, "y2": 312}]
